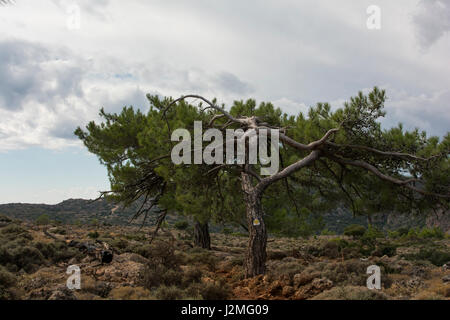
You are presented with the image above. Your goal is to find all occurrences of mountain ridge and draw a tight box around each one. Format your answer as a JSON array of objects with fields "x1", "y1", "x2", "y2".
[{"x1": 0, "y1": 198, "x2": 448, "y2": 233}]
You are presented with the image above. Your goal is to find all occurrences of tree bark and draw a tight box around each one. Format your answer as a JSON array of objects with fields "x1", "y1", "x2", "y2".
[
  {"x1": 194, "y1": 221, "x2": 211, "y2": 250},
  {"x1": 241, "y1": 172, "x2": 267, "y2": 278}
]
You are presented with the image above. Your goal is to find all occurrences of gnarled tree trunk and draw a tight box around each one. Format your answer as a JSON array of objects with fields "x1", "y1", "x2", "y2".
[
  {"x1": 194, "y1": 221, "x2": 211, "y2": 250},
  {"x1": 241, "y1": 172, "x2": 267, "y2": 278}
]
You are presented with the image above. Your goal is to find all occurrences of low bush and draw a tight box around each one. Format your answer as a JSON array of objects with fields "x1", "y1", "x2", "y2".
[
  {"x1": 135, "y1": 241, "x2": 182, "y2": 269},
  {"x1": 0, "y1": 245, "x2": 46, "y2": 273},
  {"x1": 343, "y1": 225, "x2": 366, "y2": 238},
  {"x1": 88, "y1": 231, "x2": 99, "y2": 239},
  {"x1": 371, "y1": 243, "x2": 397, "y2": 257},
  {"x1": 108, "y1": 286, "x2": 153, "y2": 300},
  {"x1": 182, "y1": 266, "x2": 203, "y2": 286},
  {"x1": 418, "y1": 227, "x2": 444, "y2": 240},
  {"x1": 174, "y1": 221, "x2": 189, "y2": 230},
  {"x1": 109, "y1": 238, "x2": 130, "y2": 253},
  {"x1": 403, "y1": 249, "x2": 450, "y2": 266},
  {"x1": 321, "y1": 228, "x2": 336, "y2": 236},
  {"x1": 361, "y1": 225, "x2": 385, "y2": 245},
  {"x1": 0, "y1": 266, "x2": 17, "y2": 300},
  {"x1": 197, "y1": 282, "x2": 231, "y2": 300},
  {"x1": 184, "y1": 248, "x2": 219, "y2": 272},
  {"x1": 312, "y1": 286, "x2": 388, "y2": 300},
  {"x1": 33, "y1": 241, "x2": 80, "y2": 263},
  {"x1": 154, "y1": 285, "x2": 186, "y2": 300}
]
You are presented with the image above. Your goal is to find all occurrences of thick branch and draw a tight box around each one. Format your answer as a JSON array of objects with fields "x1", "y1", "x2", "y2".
[
  {"x1": 257, "y1": 150, "x2": 321, "y2": 192},
  {"x1": 326, "y1": 142, "x2": 439, "y2": 162},
  {"x1": 327, "y1": 155, "x2": 449, "y2": 198},
  {"x1": 277, "y1": 128, "x2": 339, "y2": 151}
]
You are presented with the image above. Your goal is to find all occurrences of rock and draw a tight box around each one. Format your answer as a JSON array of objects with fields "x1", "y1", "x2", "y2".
[
  {"x1": 292, "y1": 278, "x2": 333, "y2": 300},
  {"x1": 397, "y1": 259, "x2": 412, "y2": 267},
  {"x1": 442, "y1": 275, "x2": 450, "y2": 283},
  {"x1": 279, "y1": 274, "x2": 291, "y2": 287},
  {"x1": 292, "y1": 291, "x2": 307, "y2": 300},
  {"x1": 311, "y1": 278, "x2": 333, "y2": 291},
  {"x1": 282, "y1": 286, "x2": 295, "y2": 297},
  {"x1": 293, "y1": 272, "x2": 320, "y2": 288},
  {"x1": 443, "y1": 263, "x2": 449, "y2": 271},
  {"x1": 48, "y1": 285, "x2": 77, "y2": 300},
  {"x1": 113, "y1": 253, "x2": 148, "y2": 265},
  {"x1": 410, "y1": 266, "x2": 430, "y2": 279},
  {"x1": 81, "y1": 256, "x2": 92, "y2": 263},
  {"x1": 407, "y1": 277, "x2": 423, "y2": 288}
]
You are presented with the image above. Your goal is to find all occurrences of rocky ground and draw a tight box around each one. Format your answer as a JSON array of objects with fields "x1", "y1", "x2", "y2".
[{"x1": 0, "y1": 215, "x2": 449, "y2": 300}]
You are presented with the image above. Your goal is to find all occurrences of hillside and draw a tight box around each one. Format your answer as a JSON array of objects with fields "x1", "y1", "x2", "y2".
[
  {"x1": 0, "y1": 199, "x2": 448, "y2": 234},
  {"x1": 0, "y1": 199, "x2": 170, "y2": 226},
  {"x1": 0, "y1": 215, "x2": 449, "y2": 300}
]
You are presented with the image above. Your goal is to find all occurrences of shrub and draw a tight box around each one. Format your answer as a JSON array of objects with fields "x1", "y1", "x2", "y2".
[
  {"x1": 109, "y1": 238, "x2": 129, "y2": 253},
  {"x1": 0, "y1": 266, "x2": 17, "y2": 300},
  {"x1": 108, "y1": 286, "x2": 153, "y2": 300},
  {"x1": 88, "y1": 231, "x2": 99, "y2": 239},
  {"x1": 404, "y1": 249, "x2": 450, "y2": 266},
  {"x1": 343, "y1": 225, "x2": 366, "y2": 238},
  {"x1": 134, "y1": 241, "x2": 182, "y2": 269},
  {"x1": 198, "y1": 282, "x2": 231, "y2": 300},
  {"x1": 406, "y1": 228, "x2": 419, "y2": 239},
  {"x1": 0, "y1": 224, "x2": 32, "y2": 242},
  {"x1": 312, "y1": 286, "x2": 387, "y2": 300},
  {"x1": 174, "y1": 220, "x2": 189, "y2": 230},
  {"x1": 320, "y1": 241, "x2": 340, "y2": 259},
  {"x1": 267, "y1": 257, "x2": 305, "y2": 279},
  {"x1": 396, "y1": 227, "x2": 410, "y2": 237},
  {"x1": 321, "y1": 228, "x2": 336, "y2": 236},
  {"x1": 361, "y1": 225, "x2": 384, "y2": 245},
  {"x1": 182, "y1": 267, "x2": 203, "y2": 286},
  {"x1": 154, "y1": 285, "x2": 185, "y2": 300},
  {"x1": 33, "y1": 241, "x2": 80, "y2": 263},
  {"x1": 418, "y1": 227, "x2": 444, "y2": 239},
  {"x1": 0, "y1": 214, "x2": 12, "y2": 224},
  {"x1": 36, "y1": 214, "x2": 50, "y2": 226},
  {"x1": 230, "y1": 257, "x2": 244, "y2": 267},
  {"x1": 321, "y1": 260, "x2": 370, "y2": 286},
  {"x1": 0, "y1": 245, "x2": 46, "y2": 273},
  {"x1": 124, "y1": 232, "x2": 146, "y2": 241},
  {"x1": 185, "y1": 248, "x2": 219, "y2": 271},
  {"x1": 371, "y1": 243, "x2": 397, "y2": 257},
  {"x1": 52, "y1": 227, "x2": 67, "y2": 235},
  {"x1": 223, "y1": 227, "x2": 233, "y2": 235},
  {"x1": 387, "y1": 230, "x2": 400, "y2": 239},
  {"x1": 267, "y1": 250, "x2": 289, "y2": 260}
]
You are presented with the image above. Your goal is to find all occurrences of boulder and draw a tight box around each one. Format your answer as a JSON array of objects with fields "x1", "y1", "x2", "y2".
[{"x1": 48, "y1": 285, "x2": 77, "y2": 300}]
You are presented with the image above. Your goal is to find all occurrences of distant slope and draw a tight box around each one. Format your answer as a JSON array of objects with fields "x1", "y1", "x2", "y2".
[
  {"x1": 0, "y1": 199, "x2": 447, "y2": 233},
  {"x1": 0, "y1": 198, "x2": 170, "y2": 226}
]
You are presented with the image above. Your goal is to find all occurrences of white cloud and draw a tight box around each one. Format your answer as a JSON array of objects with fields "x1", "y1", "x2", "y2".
[
  {"x1": 412, "y1": 0, "x2": 450, "y2": 49},
  {"x1": 384, "y1": 88, "x2": 450, "y2": 137},
  {"x1": 0, "y1": 0, "x2": 449, "y2": 154},
  {"x1": 272, "y1": 97, "x2": 309, "y2": 116}
]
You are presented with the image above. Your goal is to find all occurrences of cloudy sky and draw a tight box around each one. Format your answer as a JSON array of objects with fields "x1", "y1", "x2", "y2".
[{"x1": 0, "y1": 0, "x2": 449, "y2": 204}]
